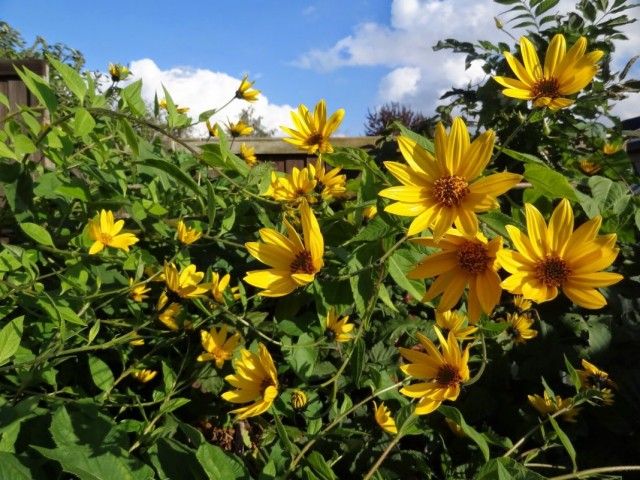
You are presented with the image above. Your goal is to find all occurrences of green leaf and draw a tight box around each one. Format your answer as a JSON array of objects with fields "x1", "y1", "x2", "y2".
[
  {"x1": 73, "y1": 108, "x2": 96, "y2": 137},
  {"x1": 475, "y1": 457, "x2": 546, "y2": 479},
  {"x1": 388, "y1": 249, "x2": 426, "y2": 301},
  {"x1": 47, "y1": 56, "x2": 87, "y2": 101},
  {"x1": 15, "y1": 66, "x2": 58, "y2": 113},
  {"x1": 500, "y1": 148, "x2": 546, "y2": 165},
  {"x1": 0, "y1": 142, "x2": 17, "y2": 160},
  {"x1": 88, "y1": 355, "x2": 115, "y2": 391},
  {"x1": 351, "y1": 338, "x2": 365, "y2": 388},
  {"x1": 394, "y1": 122, "x2": 435, "y2": 153},
  {"x1": 438, "y1": 405, "x2": 490, "y2": 461},
  {"x1": 121, "y1": 80, "x2": 146, "y2": 117},
  {"x1": 0, "y1": 316, "x2": 24, "y2": 366},
  {"x1": 19, "y1": 222, "x2": 54, "y2": 247},
  {"x1": 549, "y1": 416, "x2": 577, "y2": 471},
  {"x1": 0, "y1": 452, "x2": 33, "y2": 479},
  {"x1": 286, "y1": 333, "x2": 318, "y2": 380},
  {"x1": 305, "y1": 451, "x2": 337, "y2": 480},
  {"x1": 195, "y1": 443, "x2": 251, "y2": 480},
  {"x1": 142, "y1": 158, "x2": 203, "y2": 199},
  {"x1": 119, "y1": 119, "x2": 139, "y2": 157},
  {"x1": 523, "y1": 164, "x2": 577, "y2": 201},
  {"x1": 534, "y1": 0, "x2": 560, "y2": 16}
]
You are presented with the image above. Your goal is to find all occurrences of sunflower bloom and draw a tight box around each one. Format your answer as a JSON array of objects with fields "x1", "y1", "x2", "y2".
[
  {"x1": 264, "y1": 166, "x2": 317, "y2": 203},
  {"x1": 494, "y1": 34, "x2": 603, "y2": 110},
  {"x1": 158, "y1": 303, "x2": 183, "y2": 331},
  {"x1": 603, "y1": 142, "x2": 622, "y2": 155},
  {"x1": 222, "y1": 343, "x2": 279, "y2": 420},
  {"x1": 324, "y1": 308, "x2": 354, "y2": 343},
  {"x1": 379, "y1": 119, "x2": 521, "y2": 238},
  {"x1": 108, "y1": 63, "x2": 129, "y2": 82},
  {"x1": 577, "y1": 359, "x2": 615, "y2": 405},
  {"x1": 528, "y1": 391, "x2": 580, "y2": 422},
  {"x1": 227, "y1": 120, "x2": 253, "y2": 138},
  {"x1": 578, "y1": 159, "x2": 601, "y2": 176},
  {"x1": 244, "y1": 201, "x2": 324, "y2": 297},
  {"x1": 177, "y1": 220, "x2": 202, "y2": 245},
  {"x1": 374, "y1": 402, "x2": 398, "y2": 434},
  {"x1": 281, "y1": 99, "x2": 344, "y2": 155},
  {"x1": 498, "y1": 199, "x2": 623, "y2": 309},
  {"x1": 235, "y1": 75, "x2": 260, "y2": 102},
  {"x1": 399, "y1": 328, "x2": 470, "y2": 415},
  {"x1": 131, "y1": 369, "x2": 158, "y2": 383},
  {"x1": 513, "y1": 295, "x2": 533, "y2": 312},
  {"x1": 504, "y1": 312, "x2": 537, "y2": 344},
  {"x1": 157, "y1": 263, "x2": 210, "y2": 310},
  {"x1": 314, "y1": 158, "x2": 347, "y2": 200},
  {"x1": 129, "y1": 278, "x2": 150, "y2": 303},
  {"x1": 408, "y1": 229, "x2": 503, "y2": 322},
  {"x1": 210, "y1": 272, "x2": 240, "y2": 303},
  {"x1": 88, "y1": 210, "x2": 139, "y2": 255},
  {"x1": 158, "y1": 99, "x2": 189, "y2": 113},
  {"x1": 197, "y1": 325, "x2": 242, "y2": 368},
  {"x1": 239, "y1": 143, "x2": 258, "y2": 166},
  {"x1": 206, "y1": 120, "x2": 219, "y2": 138},
  {"x1": 436, "y1": 310, "x2": 478, "y2": 341},
  {"x1": 363, "y1": 205, "x2": 378, "y2": 221}
]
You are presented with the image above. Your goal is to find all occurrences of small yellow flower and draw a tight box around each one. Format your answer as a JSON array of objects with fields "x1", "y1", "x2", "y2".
[
  {"x1": 374, "y1": 402, "x2": 398, "y2": 434},
  {"x1": 87, "y1": 210, "x2": 139, "y2": 255},
  {"x1": 129, "y1": 336, "x2": 145, "y2": 347},
  {"x1": 157, "y1": 263, "x2": 210, "y2": 310},
  {"x1": 235, "y1": 75, "x2": 260, "y2": 102},
  {"x1": 177, "y1": 220, "x2": 202, "y2": 245},
  {"x1": 435, "y1": 310, "x2": 478, "y2": 340},
  {"x1": 197, "y1": 325, "x2": 242, "y2": 368},
  {"x1": 362, "y1": 205, "x2": 378, "y2": 221},
  {"x1": 291, "y1": 389, "x2": 308, "y2": 410},
  {"x1": 314, "y1": 158, "x2": 347, "y2": 201},
  {"x1": 264, "y1": 167, "x2": 317, "y2": 204},
  {"x1": 131, "y1": 369, "x2": 157, "y2": 383},
  {"x1": 281, "y1": 99, "x2": 344, "y2": 155},
  {"x1": 206, "y1": 120, "x2": 220, "y2": 138},
  {"x1": 578, "y1": 159, "x2": 601, "y2": 175},
  {"x1": 108, "y1": 63, "x2": 130, "y2": 82},
  {"x1": 528, "y1": 391, "x2": 580, "y2": 422},
  {"x1": 129, "y1": 278, "x2": 151, "y2": 303},
  {"x1": 399, "y1": 328, "x2": 471, "y2": 415},
  {"x1": 577, "y1": 359, "x2": 615, "y2": 405},
  {"x1": 159, "y1": 99, "x2": 189, "y2": 113},
  {"x1": 324, "y1": 308, "x2": 354, "y2": 343},
  {"x1": 603, "y1": 142, "x2": 622, "y2": 155},
  {"x1": 504, "y1": 312, "x2": 537, "y2": 344},
  {"x1": 210, "y1": 272, "x2": 239, "y2": 303},
  {"x1": 158, "y1": 303, "x2": 183, "y2": 331},
  {"x1": 227, "y1": 120, "x2": 253, "y2": 138},
  {"x1": 222, "y1": 343, "x2": 279, "y2": 420},
  {"x1": 239, "y1": 143, "x2": 258, "y2": 166},
  {"x1": 513, "y1": 295, "x2": 533, "y2": 312}
]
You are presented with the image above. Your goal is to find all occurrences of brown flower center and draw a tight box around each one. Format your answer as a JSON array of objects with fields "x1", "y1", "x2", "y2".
[
  {"x1": 532, "y1": 77, "x2": 560, "y2": 99},
  {"x1": 457, "y1": 241, "x2": 490, "y2": 274},
  {"x1": 290, "y1": 250, "x2": 315, "y2": 274},
  {"x1": 535, "y1": 256, "x2": 570, "y2": 287},
  {"x1": 99, "y1": 233, "x2": 113, "y2": 245},
  {"x1": 436, "y1": 364, "x2": 462, "y2": 387},
  {"x1": 432, "y1": 175, "x2": 470, "y2": 207},
  {"x1": 260, "y1": 377, "x2": 275, "y2": 394},
  {"x1": 306, "y1": 133, "x2": 324, "y2": 146}
]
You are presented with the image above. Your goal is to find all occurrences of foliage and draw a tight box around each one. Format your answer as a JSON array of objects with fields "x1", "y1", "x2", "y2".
[
  {"x1": 364, "y1": 102, "x2": 436, "y2": 136},
  {"x1": 0, "y1": 2, "x2": 640, "y2": 479}
]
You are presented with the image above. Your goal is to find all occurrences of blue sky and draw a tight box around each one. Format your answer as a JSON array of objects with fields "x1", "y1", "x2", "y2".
[{"x1": 2, "y1": 0, "x2": 639, "y2": 135}]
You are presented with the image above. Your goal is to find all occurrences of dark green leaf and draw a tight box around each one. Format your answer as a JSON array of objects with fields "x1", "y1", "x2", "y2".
[
  {"x1": 523, "y1": 164, "x2": 577, "y2": 201},
  {"x1": 19, "y1": 222, "x2": 54, "y2": 247}
]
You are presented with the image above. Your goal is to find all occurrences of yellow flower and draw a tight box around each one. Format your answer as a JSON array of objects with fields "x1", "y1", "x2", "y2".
[
  {"x1": 158, "y1": 303, "x2": 183, "y2": 331},
  {"x1": 222, "y1": 343, "x2": 279, "y2": 420},
  {"x1": 374, "y1": 402, "x2": 398, "y2": 434},
  {"x1": 577, "y1": 359, "x2": 615, "y2": 405},
  {"x1": 157, "y1": 263, "x2": 210, "y2": 310},
  {"x1": 281, "y1": 99, "x2": 344, "y2": 155},
  {"x1": 363, "y1": 205, "x2": 378, "y2": 221},
  {"x1": 206, "y1": 120, "x2": 219, "y2": 138},
  {"x1": 177, "y1": 220, "x2": 202, "y2": 245},
  {"x1": 227, "y1": 120, "x2": 253, "y2": 138},
  {"x1": 291, "y1": 389, "x2": 308, "y2": 410},
  {"x1": 129, "y1": 278, "x2": 151, "y2": 303},
  {"x1": 603, "y1": 142, "x2": 622, "y2": 155},
  {"x1": 513, "y1": 295, "x2": 533, "y2": 312},
  {"x1": 435, "y1": 310, "x2": 478, "y2": 341},
  {"x1": 399, "y1": 328, "x2": 471, "y2": 415},
  {"x1": 498, "y1": 199, "x2": 623, "y2": 309},
  {"x1": 379, "y1": 119, "x2": 521, "y2": 239},
  {"x1": 494, "y1": 34, "x2": 603, "y2": 110},
  {"x1": 210, "y1": 272, "x2": 240, "y2": 303},
  {"x1": 129, "y1": 335, "x2": 145, "y2": 347},
  {"x1": 88, "y1": 210, "x2": 139, "y2": 255},
  {"x1": 324, "y1": 308, "x2": 354, "y2": 343},
  {"x1": 408, "y1": 229, "x2": 503, "y2": 323},
  {"x1": 264, "y1": 166, "x2": 317, "y2": 203},
  {"x1": 158, "y1": 99, "x2": 189, "y2": 113},
  {"x1": 239, "y1": 143, "x2": 258, "y2": 166},
  {"x1": 131, "y1": 369, "x2": 157, "y2": 383},
  {"x1": 578, "y1": 159, "x2": 601, "y2": 175},
  {"x1": 235, "y1": 75, "x2": 260, "y2": 102},
  {"x1": 314, "y1": 158, "x2": 347, "y2": 201},
  {"x1": 244, "y1": 201, "x2": 324, "y2": 297},
  {"x1": 528, "y1": 391, "x2": 580, "y2": 422},
  {"x1": 197, "y1": 325, "x2": 242, "y2": 368},
  {"x1": 108, "y1": 63, "x2": 129, "y2": 82},
  {"x1": 504, "y1": 312, "x2": 537, "y2": 344}
]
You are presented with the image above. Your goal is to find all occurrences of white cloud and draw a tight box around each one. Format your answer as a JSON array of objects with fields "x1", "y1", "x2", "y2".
[
  {"x1": 295, "y1": 0, "x2": 640, "y2": 118},
  {"x1": 128, "y1": 59, "x2": 294, "y2": 137}
]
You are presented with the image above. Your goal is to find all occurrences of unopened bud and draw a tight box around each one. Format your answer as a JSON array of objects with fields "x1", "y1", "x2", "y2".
[
  {"x1": 494, "y1": 17, "x2": 504, "y2": 29},
  {"x1": 291, "y1": 389, "x2": 308, "y2": 410}
]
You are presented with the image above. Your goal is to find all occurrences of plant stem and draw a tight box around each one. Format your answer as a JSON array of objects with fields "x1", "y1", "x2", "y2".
[
  {"x1": 548, "y1": 465, "x2": 640, "y2": 480},
  {"x1": 464, "y1": 333, "x2": 487, "y2": 387},
  {"x1": 363, "y1": 413, "x2": 416, "y2": 480},
  {"x1": 503, "y1": 406, "x2": 573, "y2": 458}
]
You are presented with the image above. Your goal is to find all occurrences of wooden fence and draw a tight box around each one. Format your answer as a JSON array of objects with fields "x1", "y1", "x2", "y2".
[{"x1": 0, "y1": 59, "x2": 48, "y2": 119}]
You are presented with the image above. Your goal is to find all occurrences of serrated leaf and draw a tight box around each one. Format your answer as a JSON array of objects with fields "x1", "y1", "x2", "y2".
[
  {"x1": 0, "y1": 452, "x2": 34, "y2": 479},
  {"x1": 73, "y1": 108, "x2": 96, "y2": 137},
  {"x1": 48, "y1": 56, "x2": 87, "y2": 101}
]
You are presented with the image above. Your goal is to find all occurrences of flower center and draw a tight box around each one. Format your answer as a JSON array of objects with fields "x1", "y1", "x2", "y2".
[
  {"x1": 260, "y1": 377, "x2": 275, "y2": 394},
  {"x1": 432, "y1": 175, "x2": 470, "y2": 207},
  {"x1": 99, "y1": 232, "x2": 113, "y2": 245},
  {"x1": 507, "y1": 325, "x2": 521, "y2": 340},
  {"x1": 532, "y1": 77, "x2": 560, "y2": 99},
  {"x1": 325, "y1": 328, "x2": 336, "y2": 341},
  {"x1": 306, "y1": 132, "x2": 324, "y2": 146},
  {"x1": 457, "y1": 241, "x2": 490, "y2": 274},
  {"x1": 213, "y1": 347, "x2": 230, "y2": 361},
  {"x1": 535, "y1": 256, "x2": 570, "y2": 287},
  {"x1": 436, "y1": 364, "x2": 462, "y2": 387},
  {"x1": 290, "y1": 250, "x2": 315, "y2": 274}
]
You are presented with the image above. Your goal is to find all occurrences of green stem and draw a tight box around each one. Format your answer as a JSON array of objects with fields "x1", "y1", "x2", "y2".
[
  {"x1": 548, "y1": 465, "x2": 640, "y2": 480},
  {"x1": 464, "y1": 333, "x2": 487, "y2": 387},
  {"x1": 362, "y1": 414, "x2": 416, "y2": 480}
]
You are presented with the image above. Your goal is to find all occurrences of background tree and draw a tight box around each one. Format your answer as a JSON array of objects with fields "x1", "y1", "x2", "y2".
[
  {"x1": 237, "y1": 106, "x2": 276, "y2": 137},
  {"x1": 364, "y1": 102, "x2": 436, "y2": 136}
]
